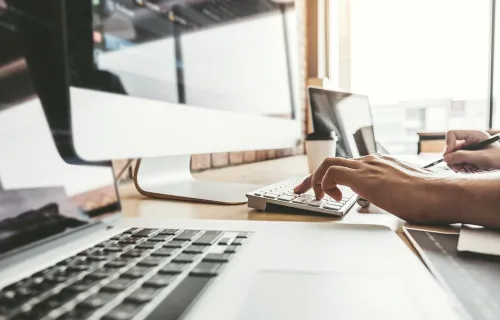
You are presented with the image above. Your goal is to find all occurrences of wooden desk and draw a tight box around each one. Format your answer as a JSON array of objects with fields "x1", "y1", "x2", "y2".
[{"x1": 119, "y1": 155, "x2": 417, "y2": 253}]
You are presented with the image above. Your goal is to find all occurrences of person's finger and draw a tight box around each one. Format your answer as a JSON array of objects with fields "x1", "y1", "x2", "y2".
[
  {"x1": 444, "y1": 130, "x2": 490, "y2": 155},
  {"x1": 321, "y1": 166, "x2": 356, "y2": 201},
  {"x1": 311, "y1": 157, "x2": 360, "y2": 199},
  {"x1": 294, "y1": 175, "x2": 312, "y2": 194},
  {"x1": 443, "y1": 150, "x2": 490, "y2": 167}
]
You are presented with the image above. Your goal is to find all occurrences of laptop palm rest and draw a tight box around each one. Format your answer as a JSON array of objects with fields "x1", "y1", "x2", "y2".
[{"x1": 236, "y1": 270, "x2": 422, "y2": 320}]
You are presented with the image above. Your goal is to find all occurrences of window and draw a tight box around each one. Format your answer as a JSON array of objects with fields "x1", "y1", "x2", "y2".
[{"x1": 331, "y1": 0, "x2": 493, "y2": 153}]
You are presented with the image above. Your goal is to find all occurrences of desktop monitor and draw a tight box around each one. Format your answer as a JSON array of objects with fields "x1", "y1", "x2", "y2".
[
  {"x1": 7, "y1": 0, "x2": 301, "y2": 203},
  {"x1": 0, "y1": 1, "x2": 120, "y2": 259},
  {"x1": 308, "y1": 87, "x2": 377, "y2": 158},
  {"x1": 61, "y1": 0, "x2": 302, "y2": 161}
]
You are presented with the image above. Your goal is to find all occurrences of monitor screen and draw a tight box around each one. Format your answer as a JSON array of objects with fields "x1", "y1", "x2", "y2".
[
  {"x1": 65, "y1": 0, "x2": 298, "y2": 119},
  {"x1": 308, "y1": 88, "x2": 376, "y2": 158},
  {"x1": 0, "y1": 0, "x2": 120, "y2": 258}
]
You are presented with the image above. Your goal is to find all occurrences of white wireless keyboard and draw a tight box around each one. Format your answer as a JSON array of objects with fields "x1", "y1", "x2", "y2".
[{"x1": 246, "y1": 178, "x2": 357, "y2": 217}]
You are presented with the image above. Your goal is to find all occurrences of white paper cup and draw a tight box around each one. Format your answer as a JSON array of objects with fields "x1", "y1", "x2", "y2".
[{"x1": 305, "y1": 138, "x2": 337, "y2": 174}]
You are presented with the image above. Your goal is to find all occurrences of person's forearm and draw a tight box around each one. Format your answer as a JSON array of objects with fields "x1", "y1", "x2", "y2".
[{"x1": 447, "y1": 173, "x2": 500, "y2": 229}]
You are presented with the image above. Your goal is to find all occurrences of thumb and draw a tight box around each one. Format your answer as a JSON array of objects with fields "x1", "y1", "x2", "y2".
[{"x1": 443, "y1": 150, "x2": 488, "y2": 167}]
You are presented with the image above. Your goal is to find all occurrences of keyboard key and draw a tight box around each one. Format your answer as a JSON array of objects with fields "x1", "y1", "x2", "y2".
[
  {"x1": 236, "y1": 232, "x2": 251, "y2": 239},
  {"x1": 292, "y1": 197, "x2": 312, "y2": 204},
  {"x1": 136, "y1": 242, "x2": 158, "y2": 250},
  {"x1": 106, "y1": 258, "x2": 133, "y2": 268},
  {"x1": 87, "y1": 268, "x2": 116, "y2": 280},
  {"x1": 87, "y1": 255, "x2": 111, "y2": 262},
  {"x1": 122, "y1": 249, "x2": 145, "y2": 258},
  {"x1": 173, "y1": 253, "x2": 198, "y2": 263},
  {"x1": 148, "y1": 235, "x2": 170, "y2": 242},
  {"x1": 123, "y1": 228, "x2": 141, "y2": 234},
  {"x1": 174, "y1": 230, "x2": 200, "y2": 241},
  {"x1": 95, "y1": 240, "x2": 117, "y2": 248},
  {"x1": 307, "y1": 200, "x2": 326, "y2": 207},
  {"x1": 80, "y1": 292, "x2": 114, "y2": 308},
  {"x1": 158, "y1": 229, "x2": 179, "y2": 236},
  {"x1": 65, "y1": 278, "x2": 98, "y2": 293},
  {"x1": 143, "y1": 275, "x2": 175, "y2": 288},
  {"x1": 263, "y1": 193, "x2": 280, "y2": 199},
  {"x1": 277, "y1": 195, "x2": 296, "y2": 201},
  {"x1": 122, "y1": 266, "x2": 151, "y2": 279},
  {"x1": 103, "y1": 303, "x2": 142, "y2": 320},
  {"x1": 137, "y1": 256, "x2": 168, "y2": 267},
  {"x1": 203, "y1": 253, "x2": 232, "y2": 263},
  {"x1": 225, "y1": 246, "x2": 238, "y2": 253},
  {"x1": 102, "y1": 278, "x2": 136, "y2": 292},
  {"x1": 150, "y1": 248, "x2": 176, "y2": 257},
  {"x1": 134, "y1": 228, "x2": 159, "y2": 237},
  {"x1": 56, "y1": 306, "x2": 93, "y2": 320},
  {"x1": 323, "y1": 204, "x2": 341, "y2": 210},
  {"x1": 231, "y1": 238, "x2": 244, "y2": 246},
  {"x1": 183, "y1": 245, "x2": 207, "y2": 254},
  {"x1": 142, "y1": 276, "x2": 211, "y2": 320},
  {"x1": 105, "y1": 246, "x2": 124, "y2": 253},
  {"x1": 218, "y1": 238, "x2": 232, "y2": 245},
  {"x1": 163, "y1": 240, "x2": 188, "y2": 248},
  {"x1": 159, "y1": 263, "x2": 187, "y2": 275},
  {"x1": 190, "y1": 262, "x2": 222, "y2": 277},
  {"x1": 193, "y1": 231, "x2": 222, "y2": 245},
  {"x1": 125, "y1": 287, "x2": 159, "y2": 303}
]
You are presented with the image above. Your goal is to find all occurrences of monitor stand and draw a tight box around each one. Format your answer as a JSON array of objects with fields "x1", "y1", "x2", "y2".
[{"x1": 133, "y1": 155, "x2": 262, "y2": 204}]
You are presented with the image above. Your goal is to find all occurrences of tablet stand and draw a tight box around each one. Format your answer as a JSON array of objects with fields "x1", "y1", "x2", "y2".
[{"x1": 133, "y1": 156, "x2": 261, "y2": 204}]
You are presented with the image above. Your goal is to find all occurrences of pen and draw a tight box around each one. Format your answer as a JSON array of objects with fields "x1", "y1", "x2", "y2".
[{"x1": 422, "y1": 133, "x2": 500, "y2": 169}]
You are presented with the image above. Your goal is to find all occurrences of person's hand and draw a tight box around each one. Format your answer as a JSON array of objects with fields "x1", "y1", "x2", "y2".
[
  {"x1": 443, "y1": 130, "x2": 500, "y2": 170},
  {"x1": 293, "y1": 154, "x2": 452, "y2": 225}
]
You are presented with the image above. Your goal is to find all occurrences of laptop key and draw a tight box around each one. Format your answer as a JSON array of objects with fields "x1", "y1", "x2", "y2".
[
  {"x1": 150, "y1": 248, "x2": 176, "y2": 257},
  {"x1": 231, "y1": 239, "x2": 244, "y2": 246},
  {"x1": 190, "y1": 263, "x2": 222, "y2": 277},
  {"x1": 66, "y1": 278, "x2": 98, "y2": 293},
  {"x1": 122, "y1": 249, "x2": 145, "y2": 258},
  {"x1": 137, "y1": 256, "x2": 168, "y2": 267},
  {"x1": 192, "y1": 231, "x2": 222, "y2": 245},
  {"x1": 173, "y1": 253, "x2": 198, "y2": 263},
  {"x1": 125, "y1": 287, "x2": 159, "y2": 304},
  {"x1": 148, "y1": 235, "x2": 170, "y2": 242},
  {"x1": 225, "y1": 246, "x2": 238, "y2": 253},
  {"x1": 142, "y1": 276, "x2": 211, "y2": 320},
  {"x1": 158, "y1": 229, "x2": 179, "y2": 236},
  {"x1": 80, "y1": 292, "x2": 114, "y2": 308},
  {"x1": 159, "y1": 263, "x2": 187, "y2": 275},
  {"x1": 103, "y1": 303, "x2": 142, "y2": 320},
  {"x1": 183, "y1": 245, "x2": 207, "y2": 254},
  {"x1": 106, "y1": 258, "x2": 133, "y2": 268},
  {"x1": 163, "y1": 240, "x2": 188, "y2": 248},
  {"x1": 174, "y1": 230, "x2": 200, "y2": 241},
  {"x1": 134, "y1": 228, "x2": 159, "y2": 237},
  {"x1": 217, "y1": 238, "x2": 232, "y2": 245},
  {"x1": 143, "y1": 275, "x2": 175, "y2": 288},
  {"x1": 102, "y1": 278, "x2": 136, "y2": 292},
  {"x1": 136, "y1": 242, "x2": 157, "y2": 250},
  {"x1": 88, "y1": 268, "x2": 117, "y2": 279},
  {"x1": 203, "y1": 253, "x2": 232, "y2": 263},
  {"x1": 236, "y1": 232, "x2": 251, "y2": 239},
  {"x1": 122, "y1": 266, "x2": 151, "y2": 279}
]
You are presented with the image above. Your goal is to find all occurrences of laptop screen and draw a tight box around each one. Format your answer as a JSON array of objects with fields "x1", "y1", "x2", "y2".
[
  {"x1": 308, "y1": 87, "x2": 377, "y2": 158},
  {"x1": 0, "y1": 0, "x2": 120, "y2": 258}
]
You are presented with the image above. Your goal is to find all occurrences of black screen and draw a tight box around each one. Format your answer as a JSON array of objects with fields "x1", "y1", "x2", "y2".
[{"x1": 308, "y1": 88, "x2": 377, "y2": 158}]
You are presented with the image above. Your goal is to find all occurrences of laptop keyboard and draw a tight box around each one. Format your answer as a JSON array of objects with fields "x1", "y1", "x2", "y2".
[{"x1": 0, "y1": 228, "x2": 252, "y2": 320}]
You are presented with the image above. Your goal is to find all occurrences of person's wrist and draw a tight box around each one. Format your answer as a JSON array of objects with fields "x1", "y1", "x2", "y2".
[{"x1": 422, "y1": 176, "x2": 464, "y2": 224}]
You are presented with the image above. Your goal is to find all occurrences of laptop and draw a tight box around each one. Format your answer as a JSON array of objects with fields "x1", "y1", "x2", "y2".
[
  {"x1": 1, "y1": 7, "x2": 462, "y2": 320},
  {"x1": 247, "y1": 88, "x2": 378, "y2": 216}
]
